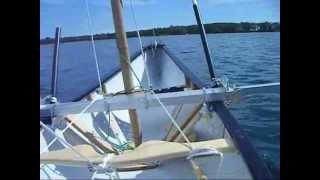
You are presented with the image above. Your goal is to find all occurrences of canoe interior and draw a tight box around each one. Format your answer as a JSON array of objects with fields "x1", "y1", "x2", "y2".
[{"x1": 40, "y1": 44, "x2": 256, "y2": 179}]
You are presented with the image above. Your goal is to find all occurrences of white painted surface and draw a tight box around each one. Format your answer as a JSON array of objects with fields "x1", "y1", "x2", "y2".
[{"x1": 40, "y1": 47, "x2": 253, "y2": 179}]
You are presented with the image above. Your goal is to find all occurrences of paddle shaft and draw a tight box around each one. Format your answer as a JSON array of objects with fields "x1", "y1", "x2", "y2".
[{"x1": 192, "y1": 0, "x2": 216, "y2": 82}]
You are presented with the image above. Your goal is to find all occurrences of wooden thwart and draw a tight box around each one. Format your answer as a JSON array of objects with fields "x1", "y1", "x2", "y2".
[{"x1": 40, "y1": 139, "x2": 235, "y2": 168}]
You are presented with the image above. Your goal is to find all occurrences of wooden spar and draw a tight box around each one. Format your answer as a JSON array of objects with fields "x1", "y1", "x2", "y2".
[
  {"x1": 185, "y1": 77, "x2": 195, "y2": 89},
  {"x1": 164, "y1": 105, "x2": 184, "y2": 141},
  {"x1": 110, "y1": 0, "x2": 141, "y2": 146},
  {"x1": 102, "y1": 83, "x2": 108, "y2": 95},
  {"x1": 64, "y1": 115, "x2": 116, "y2": 154},
  {"x1": 168, "y1": 104, "x2": 203, "y2": 142}
]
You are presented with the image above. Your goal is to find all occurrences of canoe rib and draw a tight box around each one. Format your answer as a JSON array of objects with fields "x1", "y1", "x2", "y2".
[{"x1": 40, "y1": 139, "x2": 235, "y2": 168}]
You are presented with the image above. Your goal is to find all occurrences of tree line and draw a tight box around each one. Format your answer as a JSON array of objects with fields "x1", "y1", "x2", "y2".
[{"x1": 40, "y1": 22, "x2": 280, "y2": 44}]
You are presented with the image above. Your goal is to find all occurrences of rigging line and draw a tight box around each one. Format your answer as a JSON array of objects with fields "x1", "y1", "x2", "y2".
[
  {"x1": 84, "y1": 0, "x2": 116, "y2": 150},
  {"x1": 164, "y1": 104, "x2": 184, "y2": 140},
  {"x1": 40, "y1": 121, "x2": 94, "y2": 167},
  {"x1": 150, "y1": 90, "x2": 191, "y2": 145},
  {"x1": 40, "y1": 99, "x2": 98, "y2": 154},
  {"x1": 123, "y1": 56, "x2": 192, "y2": 146},
  {"x1": 128, "y1": 0, "x2": 152, "y2": 89},
  {"x1": 152, "y1": 28, "x2": 157, "y2": 42},
  {"x1": 84, "y1": 0, "x2": 104, "y2": 94}
]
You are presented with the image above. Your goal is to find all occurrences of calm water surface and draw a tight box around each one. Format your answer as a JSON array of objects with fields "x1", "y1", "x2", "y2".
[{"x1": 40, "y1": 32, "x2": 280, "y2": 175}]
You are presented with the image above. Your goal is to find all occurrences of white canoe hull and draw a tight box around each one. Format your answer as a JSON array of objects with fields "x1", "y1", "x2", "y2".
[{"x1": 40, "y1": 45, "x2": 254, "y2": 179}]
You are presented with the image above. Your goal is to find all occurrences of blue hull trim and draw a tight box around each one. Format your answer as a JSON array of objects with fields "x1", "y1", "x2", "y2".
[{"x1": 214, "y1": 102, "x2": 274, "y2": 180}]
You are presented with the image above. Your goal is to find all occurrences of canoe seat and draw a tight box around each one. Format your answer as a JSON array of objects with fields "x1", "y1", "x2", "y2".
[{"x1": 40, "y1": 139, "x2": 235, "y2": 168}]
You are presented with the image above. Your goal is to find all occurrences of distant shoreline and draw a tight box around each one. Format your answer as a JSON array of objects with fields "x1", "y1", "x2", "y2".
[{"x1": 40, "y1": 22, "x2": 279, "y2": 45}]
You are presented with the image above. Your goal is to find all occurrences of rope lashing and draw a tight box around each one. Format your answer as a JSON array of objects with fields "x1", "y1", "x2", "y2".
[
  {"x1": 201, "y1": 87, "x2": 209, "y2": 104},
  {"x1": 123, "y1": 59, "x2": 151, "y2": 109},
  {"x1": 201, "y1": 87, "x2": 215, "y2": 112},
  {"x1": 114, "y1": 133, "x2": 132, "y2": 152},
  {"x1": 91, "y1": 154, "x2": 119, "y2": 180}
]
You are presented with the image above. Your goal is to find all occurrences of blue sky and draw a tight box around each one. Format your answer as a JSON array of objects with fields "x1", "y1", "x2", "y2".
[{"x1": 40, "y1": 0, "x2": 279, "y2": 38}]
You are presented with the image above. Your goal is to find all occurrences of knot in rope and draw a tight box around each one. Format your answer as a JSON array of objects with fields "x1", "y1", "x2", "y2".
[
  {"x1": 91, "y1": 154, "x2": 119, "y2": 180},
  {"x1": 201, "y1": 87, "x2": 209, "y2": 103}
]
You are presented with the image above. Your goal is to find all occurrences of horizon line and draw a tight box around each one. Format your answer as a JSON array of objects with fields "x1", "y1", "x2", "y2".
[{"x1": 40, "y1": 21, "x2": 280, "y2": 39}]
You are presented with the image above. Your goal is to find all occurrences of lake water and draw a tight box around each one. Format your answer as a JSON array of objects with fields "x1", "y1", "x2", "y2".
[{"x1": 40, "y1": 32, "x2": 280, "y2": 176}]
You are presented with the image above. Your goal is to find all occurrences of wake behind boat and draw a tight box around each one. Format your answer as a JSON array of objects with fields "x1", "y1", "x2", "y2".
[{"x1": 40, "y1": 0, "x2": 279, "y2": 179}]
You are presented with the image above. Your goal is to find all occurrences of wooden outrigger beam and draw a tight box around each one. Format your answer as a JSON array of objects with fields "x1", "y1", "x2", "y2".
[
  {"x1": 41, "y1": 87, "x2": 226, "y2": 117},
  {"x1": 40, "y1": 83, "x2": 279, "y2": 117}
]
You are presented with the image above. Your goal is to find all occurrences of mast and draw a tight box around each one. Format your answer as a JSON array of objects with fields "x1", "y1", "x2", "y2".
[
  {"x1": 51, "y1": 27, "x2": 61, "y2": 102},
  {"x1": 110, "y1": 0, "x2": 142, "y2": 146},
  {"x1": 192, "y1": 0, "x2": 216, "y2": 85}
]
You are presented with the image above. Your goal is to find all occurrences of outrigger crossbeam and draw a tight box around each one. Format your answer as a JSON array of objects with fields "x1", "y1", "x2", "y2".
[{"x1": 40, "y1": 83, "x2": 279, "y2": 117}]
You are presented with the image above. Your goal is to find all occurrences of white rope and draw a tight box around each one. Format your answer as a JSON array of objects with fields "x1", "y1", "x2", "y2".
[
  {"x1": 40, "y1": 99, "x2": 97, "y2": 154},
  {"x1": 84, "y1": 0, "x2": 104, "y2": 94},
  {"x1": 151, "y1": 28, "x2": 158, "y2": 58},
  {"x1": 122, "y1": 56, "x2": 192, "y2": 145},
  {"x1": 150, "y1": 90, "x2": 191, "y2": 144},
  {"x1": 40, "y1": 121, "x2": 94, "y2": 166},
  {"x1": 129, "y1": 0, "x2": 152, "y2": 89},
  {"x1": 41, "y1": 0, "x2": 112, "y2": 154},
  {"x1": 120, "y1": 34, "x2": 224, "y2": 180},
  {"x1": 152, "y1": 28, "x2": 158, "y2": 46},
  {"x1": 91, "y1": 154, "x2": 119, "y2": 180},
  {"x1": 117, "y1": 2, "x2": 192, "y2": 143}
]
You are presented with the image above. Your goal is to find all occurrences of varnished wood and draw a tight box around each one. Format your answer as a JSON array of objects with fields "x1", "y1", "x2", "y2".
[
  {"x1": 65, "y1": 115, "x2": 116, "y2": 154},
  {"x1": 111, "y1": 0, "x2": 141, "y2": 146}
]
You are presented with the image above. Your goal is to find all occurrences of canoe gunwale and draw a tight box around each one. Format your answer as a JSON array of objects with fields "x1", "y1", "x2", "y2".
[
  {"x1": 210, "y1": 103, "x2": 273, "y2": 179},
  {"x1": 162, "y1": 44, "x2": 274, "y2": 180}
]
